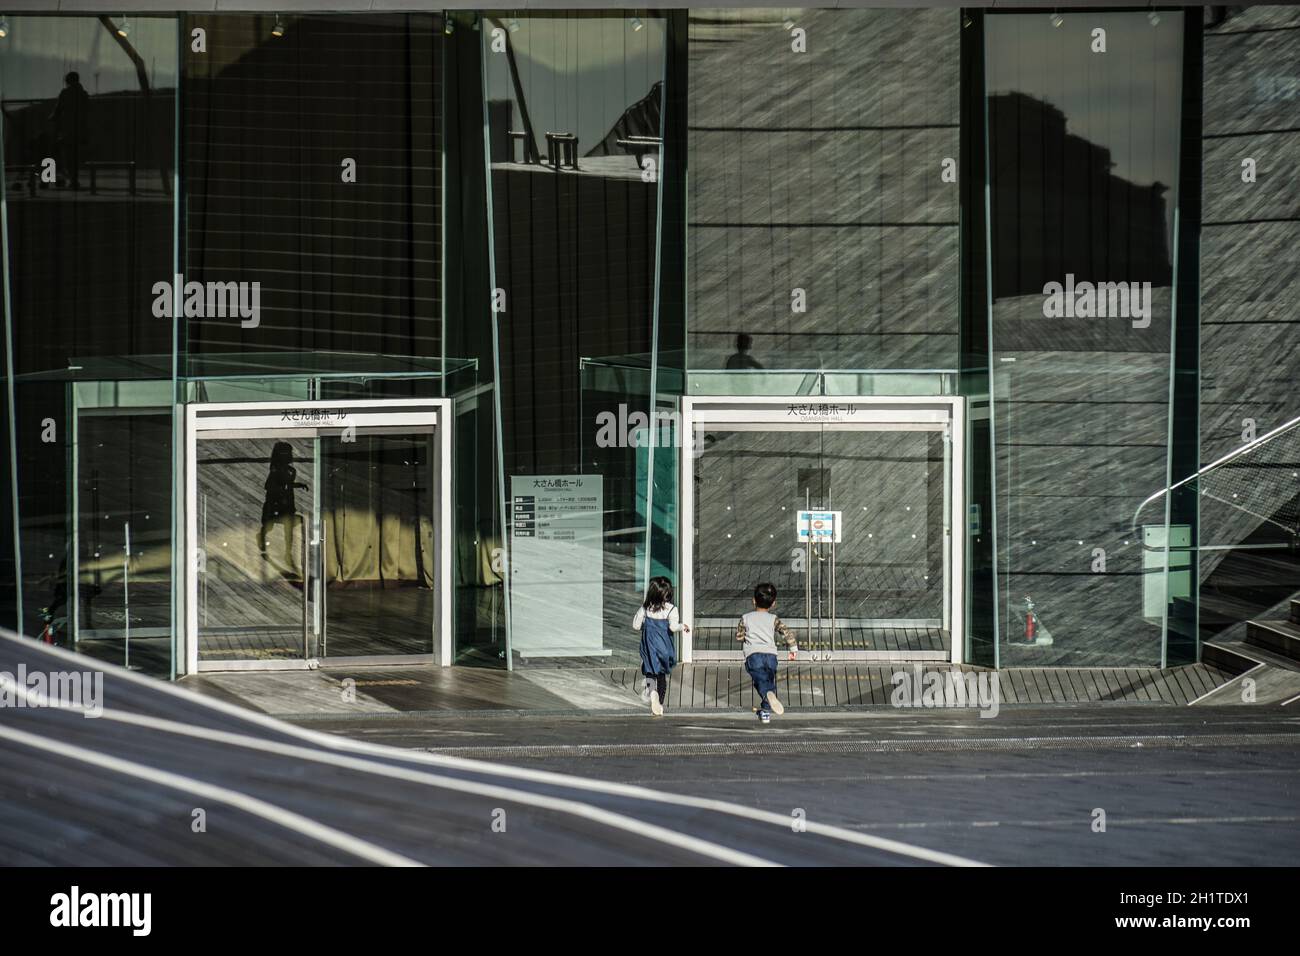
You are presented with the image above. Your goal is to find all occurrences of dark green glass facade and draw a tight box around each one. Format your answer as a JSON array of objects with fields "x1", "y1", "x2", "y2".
[{"x1": 3, "y1": 7, "x2": 1296, "y2": 677}]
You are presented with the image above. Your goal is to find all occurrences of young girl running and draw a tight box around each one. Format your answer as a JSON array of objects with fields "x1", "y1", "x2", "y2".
[{"x1": 632, "y1": 576, "x2": 689, "y2": 716}]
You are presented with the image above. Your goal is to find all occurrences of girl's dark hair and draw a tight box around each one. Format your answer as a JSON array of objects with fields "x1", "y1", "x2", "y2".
[{"x1": 643, "y1": 576, "x2": 673, "y2": 612}]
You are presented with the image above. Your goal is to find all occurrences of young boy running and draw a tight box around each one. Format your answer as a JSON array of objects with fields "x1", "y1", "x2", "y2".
[{"x1": 736, "y1": 582, "x2": 798, "y2": 723}]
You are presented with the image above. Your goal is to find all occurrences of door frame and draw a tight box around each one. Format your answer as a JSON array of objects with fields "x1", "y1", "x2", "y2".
[
  {"x1": 678, "y1": 395, "x2": 965, "y2": 665},
  {"x1": 183, "y1": 399, "x2": 452, "y2": 674}
]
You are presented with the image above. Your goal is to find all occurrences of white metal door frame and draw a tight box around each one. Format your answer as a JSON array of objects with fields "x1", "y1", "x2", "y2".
[
  {"x1": 679, "y1": 395, "x2": 965, "y2": 665},
  {"x1": 183, "y1": 399, "x2": 453, "y2": 674}
]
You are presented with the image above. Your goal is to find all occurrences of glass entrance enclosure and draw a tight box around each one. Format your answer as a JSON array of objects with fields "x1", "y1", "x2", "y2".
[
  {"x1": 682, "y1": 397, "x2": 964, "y2": 663},
  {"x1": 186, "y1": 401, "x2": 453, "y2": 670}
]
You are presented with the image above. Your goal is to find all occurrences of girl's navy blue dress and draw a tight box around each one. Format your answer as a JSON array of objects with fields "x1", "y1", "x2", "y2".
[{"x1": 639, "y1": 611, "x2": 677, "y2": 676}]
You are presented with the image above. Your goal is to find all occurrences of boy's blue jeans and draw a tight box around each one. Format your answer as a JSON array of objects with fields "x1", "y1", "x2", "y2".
[{"x1": 745, "y1": 653, "x2": 778, "y2": 710}]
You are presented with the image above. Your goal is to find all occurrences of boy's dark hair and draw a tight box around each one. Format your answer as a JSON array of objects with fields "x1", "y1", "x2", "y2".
[
  {"x1": 753, "y1": 582, "x2": 777, "y2": 609},
  {"x1": 643, "y1": 576, "x2": 674, "y2": 612}
]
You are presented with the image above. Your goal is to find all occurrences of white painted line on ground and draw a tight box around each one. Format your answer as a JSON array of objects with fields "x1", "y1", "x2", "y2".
[
  {"x1": 6, "y1": 635, "x2": 996, "y2": 864},
  {"x1": 391, "y1": 750, "x2": 993, "y2": 866},
  {"x1": 5, "y1": 634, "x2": 988, "y2": 866},
  {"x1": 2, "y1": 676, "x2": 776, "y2": 867},
  {"x1": 0, "y1": 722, "x2": 422, "y2": 867},
  {"x1": 839, "y1": 814, "x2": 1300, "y2": 831},
  {"x1": 642, "y1": 766, "x2": 1300, "y2": 786},
  {"x1": 1187, "y1": 663, "x2": 1265, "y2": 706}
]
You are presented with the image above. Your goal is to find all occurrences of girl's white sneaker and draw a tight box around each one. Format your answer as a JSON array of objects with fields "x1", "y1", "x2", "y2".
[
  {"x1": 766, "y1": 691, "x2": 784, "y2": 716},
  {"x1": 650, "y1": 691, "x2": 664, "y2": 716}
]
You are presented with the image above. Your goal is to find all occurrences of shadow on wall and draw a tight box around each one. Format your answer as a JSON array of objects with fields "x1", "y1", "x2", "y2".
[{"x1": 988, "y1": 92, "x2": 1172, "y2": 300}]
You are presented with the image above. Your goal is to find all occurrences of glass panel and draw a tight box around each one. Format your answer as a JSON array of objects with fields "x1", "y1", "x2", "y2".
[
  {"x1": 450, "y1": 382, "x2": 506, "y2": 667},
  {"x1": 483, "y1": 13, "x2": 668, "y2": 668},
  {"x1": 820, "y1": 430, "x2": 947, "y2": 655},
  {"x1": 1, "y1": 15, "x2": 178, "y2": 671},
  {"x1": 73, "y1": 412, "x2": 173, "y2": 672},
  {"x1": 687, "y1": 8, "x2": 960, "y2": 380},
  {"x1": 182, "y1": 13, "x2": 442, "y2": 370},
  {"x1": 985, "y1": 11, "x2": 1184, "y2": 667},
  {"x1": 320, "y1": 431, "x2": 435, "y2": 657},
  {"x1": 685, "y1": 370, "x2": 956, "y2": 398},
  {"x1": 692, "y1": 424, "x2": 950, "y2": 658},
  {"x1": 441, "y1": 12, "x2": 502, "y2": 667},
  {"x1": 692, "y1": 426, "x2": 821, "y2": 652},
  {"x1": 196, "y1": 436, "x2": 310, "y2": 661}
]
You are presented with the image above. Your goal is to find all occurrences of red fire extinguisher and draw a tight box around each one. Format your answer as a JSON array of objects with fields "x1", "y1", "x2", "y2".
[
  {"x1": 1024, "y1": 596, "x2": 1036, "y2": 642},
  {"x1": 39, "y1": 606, "x2": 62, "y2": 645}
]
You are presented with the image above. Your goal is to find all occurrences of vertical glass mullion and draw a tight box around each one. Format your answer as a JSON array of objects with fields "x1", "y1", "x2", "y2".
[
  {"x1": 0, "y1": 88, "x2": 20, "y2": 633},
  {"x1": 171, "y1": 13, "x2": 184, "y2": 678},
  {"x1": 642, "y1": 22, "x2": 667, "y2": 595},
  {"x1": 980, "y1": 39, "x2": 1001, "y2": 669},
  {"x1": 479, "y1": 13, "x2": 513, "y2": 669},
  {"x1": 1160, "y1": 209, "x2": 1181, "y2": 669}
]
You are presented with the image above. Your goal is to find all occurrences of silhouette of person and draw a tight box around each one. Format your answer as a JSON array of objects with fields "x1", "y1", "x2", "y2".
[
  {"x1": 51, "y1": 71, "x2": 90, "y2": 190},
  {"x1": 258, "y1": 442, "x2": 308, "y2": 567},
  {"x1": 725, "y1": 333, "x2": 764, "y2": 370}
]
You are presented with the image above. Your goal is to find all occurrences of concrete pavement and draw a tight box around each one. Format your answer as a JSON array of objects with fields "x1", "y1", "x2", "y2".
[
  {"x1": 298, "y1": 707, "x2": 1299, "y2": 867},
  {"x1": 4, "y1": 631, "x2": 1298, "y2": 866}
]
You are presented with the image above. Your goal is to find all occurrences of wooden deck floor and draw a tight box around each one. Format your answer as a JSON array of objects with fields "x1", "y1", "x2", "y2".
[
  {"x1": 693, "y1": 624, "x2": 949, "y2": 654},
  {"x1": 601, "y1": 662, "x2": 1236, "y2": 709},
  {"x1": 181, "y1": 658, "x2": 1238, "y2": 716}
]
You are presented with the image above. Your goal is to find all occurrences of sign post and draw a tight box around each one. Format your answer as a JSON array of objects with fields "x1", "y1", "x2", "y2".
[{"x1": 796, "y1": 510, "x2": 841, "y2": 649}]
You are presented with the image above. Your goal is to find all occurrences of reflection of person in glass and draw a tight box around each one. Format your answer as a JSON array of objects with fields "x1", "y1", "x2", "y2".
[
  {"x1": 51, "y1": 71, "x2": 90, "y2": 190},
  {"x1": 258, "y1": 442, "x2": 308, "y2": 568},
  {"x1": 725, "y1": 333, "x2": 764, "y2": 370}
]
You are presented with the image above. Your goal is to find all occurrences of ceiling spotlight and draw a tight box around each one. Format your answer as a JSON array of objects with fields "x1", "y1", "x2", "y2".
[
  {"x1": 444, "y1": 18, "x2": 454, "y2": 36},
  {"x1": 271, "y1": 14, "x2": 285, "y2": 38},
  {"x1": 630, "y1": 16, "x2": 644, "y2": 32},
  {"x1": 1050, "y1": 13, "x2": 1063, "y2": 28},
  {"x1": 116, "y1": 16, "x2": 130, "y2": 38},
  {"x1": 962, "y1": 13, "x2": 973, "y2": 29},
  {"x1": 506, "y1": 17, "x2": 520, "y2": 33},
  {"x1": 782, "y1": 20, "x2": 795, "y2": 31},
  {"x1": 1147, "y1": 11, "x2": 1161, "y2": 26},
  {"x1": 0, "y1": 16, "x2": 9, "y2": 38}
]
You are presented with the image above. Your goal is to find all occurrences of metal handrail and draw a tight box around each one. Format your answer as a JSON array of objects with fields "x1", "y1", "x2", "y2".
[{"x1": 1132, "y1": 411, "x2": 1300, "y2": 537}]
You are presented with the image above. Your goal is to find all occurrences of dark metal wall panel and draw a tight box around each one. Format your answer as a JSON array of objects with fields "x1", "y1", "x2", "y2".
[
  {"x1": 686, "y1": 8, "x2": 961, "y2": 372},
  {"x1": 183, "y1": 12, "x2": 442, "y2": 362}
]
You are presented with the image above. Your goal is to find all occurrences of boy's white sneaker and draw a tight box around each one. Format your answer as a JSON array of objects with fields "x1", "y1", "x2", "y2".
[
  {"x1": 650, "y1": 692, "x2": 664, "y2": 716},
  {"x1": 765, "y1": 691, "x2": 784, "y2": 716}
]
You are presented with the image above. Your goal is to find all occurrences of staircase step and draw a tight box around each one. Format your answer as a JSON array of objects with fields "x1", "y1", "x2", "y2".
[
  {"x1": 1201, "y1": 641, "x2": 1258, "y2": 676},
  {"x1": 1205, "y1": 638, "x2": 1300, "y2": 674},
  {"x1": 1244, "y1": 619, "x2": 1300, "y2": 665}
]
